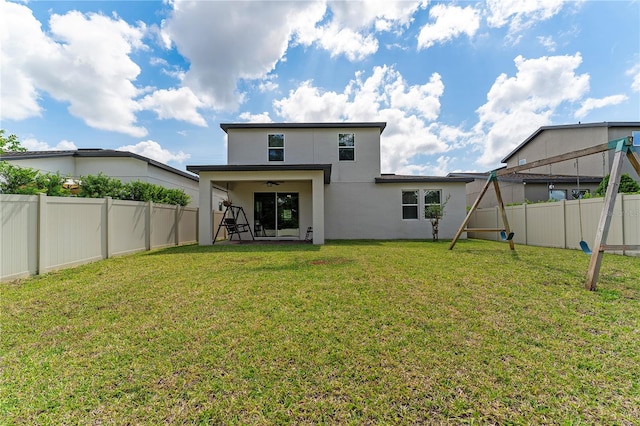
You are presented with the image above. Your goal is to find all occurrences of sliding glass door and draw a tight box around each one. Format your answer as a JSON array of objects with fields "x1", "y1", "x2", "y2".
[{"x1": 254, "y1": 192, "x2": 299, "y2": 238}]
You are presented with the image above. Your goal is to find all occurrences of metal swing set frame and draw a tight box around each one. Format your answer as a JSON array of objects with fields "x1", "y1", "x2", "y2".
[{"x1": 449, "y1": 134, "x2": 640, "y2": 291}]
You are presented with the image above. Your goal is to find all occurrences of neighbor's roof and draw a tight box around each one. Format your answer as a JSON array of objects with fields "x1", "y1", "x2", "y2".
[
  {"x1": 220, "y1": 122, "x2": 387, "y2": 134},
  {"x1": 1, "y1": 149, "x2": 198, "y2": 182},
  {"x1": 375, "y1": 174, "x2": 474, "y2": 184},
  {"x1": 186, "y1": 164, "x2": 333, "y2": 184},
  {"x1": 501, "y1": 121, "x2": 640, "y2": 163}
]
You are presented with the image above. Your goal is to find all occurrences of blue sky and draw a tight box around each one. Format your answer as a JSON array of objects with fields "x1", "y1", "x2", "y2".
[{"x1": 2, "y1": 0, "x2": 639, "y2": 175}]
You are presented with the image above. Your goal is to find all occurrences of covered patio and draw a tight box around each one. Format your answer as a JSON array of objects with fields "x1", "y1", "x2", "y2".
[{"x1": 186, "y1": 164, "x2": 331, "y2": 245}]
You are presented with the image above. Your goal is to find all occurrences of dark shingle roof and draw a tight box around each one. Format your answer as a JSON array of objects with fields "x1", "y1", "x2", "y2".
[{"x1": 220, "y1": 122, "x2": 387, "y2": 134}]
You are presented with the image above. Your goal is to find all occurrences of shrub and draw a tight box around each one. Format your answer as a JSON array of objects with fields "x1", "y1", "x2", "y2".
[
  {"x1": 78, "y1": 173, "x2": 127, "y2": 199},
  {"x1": 595, "y1": 174, "x2": 640, "y2": 196}
]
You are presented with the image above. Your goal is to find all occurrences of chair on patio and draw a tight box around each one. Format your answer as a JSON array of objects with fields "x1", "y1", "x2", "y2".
[{"x1": 213, "y1": 205, "x2": 255, "y2": 243}]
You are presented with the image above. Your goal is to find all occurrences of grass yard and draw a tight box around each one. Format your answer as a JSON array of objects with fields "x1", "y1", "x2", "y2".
[{"x1": 1, "y1": 240, "x2": 639, "y2": 424}]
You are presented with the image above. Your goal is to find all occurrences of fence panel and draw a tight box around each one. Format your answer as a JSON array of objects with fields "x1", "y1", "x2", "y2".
[
  {"x1": 2, "y1": 196, "x2": 200, "y2": 282},
  {"x1": 110, "y1": 200, "x2": 147, "y2": 256},
  {"x1": 178, "y1": 207, "x2": 198, "y2": 244},
  {"x1": 623, "y1": 194, "x2": 640, "y2": 256},
  {"x1": 470, "y1": 195, "x2": 639, "y2": 256},
  {"x1": 506, "y1": 204, "x2": 527, "y2": 245},
  {"x1": 0, "y1": 195, "x2": 38, "y2": 280},
  {"x1": 43, "y1": 196, "x2": 106, "y2": 273},
  {"x1": 151, "y1": 203, "x2": 177, "y2": 248}
]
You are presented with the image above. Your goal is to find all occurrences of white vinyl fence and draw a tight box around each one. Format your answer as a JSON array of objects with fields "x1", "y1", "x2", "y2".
[
  {"x1": 1, "y1": 194, "x2": 198, "y2": 282},
  {"x1": 468, "y1": 194, "x2": 640, "y2": 256}
]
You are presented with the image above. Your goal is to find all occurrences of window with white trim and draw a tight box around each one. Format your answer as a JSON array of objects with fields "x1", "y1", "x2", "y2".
[
  {"x1": 268, "y1": 134, "x2": 284, "y2": 161},
  {"x1": 402, "y1": 190, "x2": 419, "y2": 219},
  {"x1": 424, "y1": 189, "x2": 442, "y2": 219},
  {"x1": 338, "y1": 133, "x2": 355, "y2": 161}
]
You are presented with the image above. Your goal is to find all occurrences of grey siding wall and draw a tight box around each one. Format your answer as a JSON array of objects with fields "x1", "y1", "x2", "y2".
[{"x1": 325, "y1": 182, "x2": 469, "y2": 240}]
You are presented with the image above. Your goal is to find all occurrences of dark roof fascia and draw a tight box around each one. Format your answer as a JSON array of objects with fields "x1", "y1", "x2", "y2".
[
  {"x1": 220, "y1": 122, "x2": 387, "y2": 134},
  {"x1": 501, "y1": 121, "x2": 640, "y2": 163},
  {"x1": 186, "y1": 164, "x2": 333, "y2": 184},
  {"x1": 1, "y1": 150, "x2": 199, "y2": 182},
  {"x1": 375, "y1": 175, "x2": 474, "y2": 184}
]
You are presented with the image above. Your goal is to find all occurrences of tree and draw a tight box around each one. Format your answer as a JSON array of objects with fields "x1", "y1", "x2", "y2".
[
  {"x1": 424, "y1": 193, "x2": 451, "y2": 242},
  {"x1": 595, "y1": 174, "x2": 640, "y2": 196},
  {"x1": 0, "y1": 129, "x2": 26, "y2": 154}
]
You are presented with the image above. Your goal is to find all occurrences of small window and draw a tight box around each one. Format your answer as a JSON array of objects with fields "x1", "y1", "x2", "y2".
[
  {"x1": 338, "y1": 133, "x2": 355, "y2": 161},
  {"x1": 268, "y1": 134, "x2": 284, "y2": 161},
  {"x1": 402, "y1": 190, "x2": 419, "y2": 219},
  {"x1": 424, "y1": 189, "x2": 442, "y2": 219},
  {"x1": 549, "y1": 189, "x2": 566, "y2": 201}
]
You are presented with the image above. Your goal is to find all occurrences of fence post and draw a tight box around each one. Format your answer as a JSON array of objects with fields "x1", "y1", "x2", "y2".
[
  {"x1": 523, "y1": 203, "x2": 528, "y2": 245},
  {"x1": 146, "y1": 200, "x2": 153, "y2": 251},
  {"x1": 175, "y1": 205, "x2": 181, "y2": 246},
  {"x1": 196, "y1": 208, "x2": 199, "y2": 244},
  {"x1": 37, "y1": 193, "x2": 47, "y2": 275},
  {"x1": 621, "y1": 194, "x2": 626, "y2": 256},
  {"x1": 561, "y1": 199, "x2": 567, "y2": 249},
  {"x1": 106, "y1": 197, "x2": 113, "y2": 259}
]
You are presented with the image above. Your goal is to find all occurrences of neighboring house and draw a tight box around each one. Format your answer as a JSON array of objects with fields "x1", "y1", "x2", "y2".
[
  {"x1": 187, "y1": 122, "x2": 472, "y2": 244},
  {"x1": 1, "y1": 149, "x2": 199, "y2": 206},
  {"x1": 449, "y1": 171, "x2": 602, "y2": 208},
  {"x1": 451, "y1": 122, "x2": 640, "y2": 208}
]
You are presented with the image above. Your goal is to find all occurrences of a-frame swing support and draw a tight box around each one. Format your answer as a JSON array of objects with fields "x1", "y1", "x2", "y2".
[
  {"x1": 449, "y1": 135, "x2": 640, "y2": 291},
  {"x1": 448, "y1": 171, "x2": 515, "y2": 251}
]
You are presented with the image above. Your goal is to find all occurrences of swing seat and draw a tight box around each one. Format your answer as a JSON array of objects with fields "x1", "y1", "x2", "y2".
[
  {"x1": 500, "y1": 230, "x2": 514, "y2": 241},
  {"x1": 579, "y1": 240, "x2": 592, "y2": 255}
]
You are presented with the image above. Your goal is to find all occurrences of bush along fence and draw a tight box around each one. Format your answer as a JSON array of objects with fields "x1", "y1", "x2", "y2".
[
  {"x1": 468, "y1": 193, "x2": 640, "y2": 256},
  {"x1": 0, "y1": 194, "x2": 198, "y2": 282}
]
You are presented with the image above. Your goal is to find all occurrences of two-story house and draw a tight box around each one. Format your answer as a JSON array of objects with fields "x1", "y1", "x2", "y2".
[{"x1": 187, "y1": 122, "x2": 472, "y2": 244}]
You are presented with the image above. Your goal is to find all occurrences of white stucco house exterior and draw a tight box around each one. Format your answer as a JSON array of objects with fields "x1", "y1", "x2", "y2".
[{"x1": 187, "y1": 122, "x2": 472, "y2": 245}]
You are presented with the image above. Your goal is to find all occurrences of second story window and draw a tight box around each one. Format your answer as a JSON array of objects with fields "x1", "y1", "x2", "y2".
[
  {"x1": 338, "y1": 133, "x2": 355, "y2": 161},
  {"x1": 268, "y1": 134, "x2": 284, "y2": 161}
]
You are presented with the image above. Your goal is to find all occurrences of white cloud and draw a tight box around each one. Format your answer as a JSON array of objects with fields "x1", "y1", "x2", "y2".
[
  {"x1": 474, "y1": 53, "x2": 590, "y2": 167},
  {"x1": 161, "y1": 0, "x2": 428, "y2": 111},
  {"x1": 297, "y1": 1, "x2": 427, "y2": 59},
  {"x1": 627, "y1": 63, "x2": 640, "y2": 92},
  {"x1": 0, "y1": 1, "x2": 148, "y2": 137},
  {"x1": 417, "y1": 4, "x2": 481, "y2": 49},
  {"x1": 400, "y1": 155, "x2": 454, "y2": 176},
  {"x1": 537, "y1": 35, "x2": 556, "y2": 52},
  {"x1": 117, "y1": 140, "x2": 190, "y2": 164},
  {"x1": 139, "y1": 87, "x2": 207, "y2": 126},
  {"x1": 22, "y1": 138, "x2": 78, "y2": 151},
  {"x1": 574, "y1": 95, "x2": 628, "y2": 119},
  {"x1": 273, "y1": 65, "x2": 451, "y2": 173},
  {"x1": 162, "y1": 1, "x2": 326, "y2": 111},
  {"x1": 315, "y1": 25, "x2": 379, "y2": 61},
  {"x1": 238, "y1": 112, "x2": 273, "y2": 123},
  {"x1": 486, "y1": 0, "x2": 568, "y2": 33}
]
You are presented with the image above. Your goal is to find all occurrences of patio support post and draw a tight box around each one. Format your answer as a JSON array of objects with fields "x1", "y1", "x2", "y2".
[
  {"x1": 312, "y1": 174, "x2": 325, "y2": 244},
  {"x1": 198, "y1": 177, "x2": 213, "y2": 245}
]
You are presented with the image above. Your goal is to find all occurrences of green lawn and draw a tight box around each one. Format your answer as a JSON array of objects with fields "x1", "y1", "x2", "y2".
[{"x1": 1, "y1": 240, "x2": 639, "y2": 424}]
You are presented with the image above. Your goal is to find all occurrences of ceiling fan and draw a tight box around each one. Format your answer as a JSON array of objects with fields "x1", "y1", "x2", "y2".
[{"x1": 265, "y1": 180, "x2": 281, "y2": 187}]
